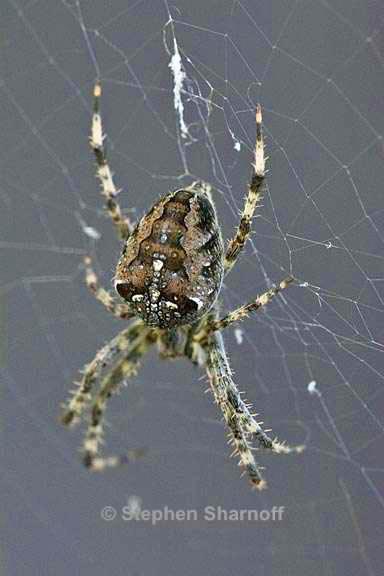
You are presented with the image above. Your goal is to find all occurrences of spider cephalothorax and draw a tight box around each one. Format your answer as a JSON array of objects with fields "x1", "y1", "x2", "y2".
[
  {"x1": 61, "y1": 82, "x2": 304, "y2": 490},
  {"x1": 114, "y1": 184, "x2": 224, "y2": 328}
]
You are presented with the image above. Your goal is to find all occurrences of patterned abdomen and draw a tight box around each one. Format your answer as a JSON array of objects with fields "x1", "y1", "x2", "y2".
[{"x1": 114, "y1": 183, "x2": 224, "y2": 327}]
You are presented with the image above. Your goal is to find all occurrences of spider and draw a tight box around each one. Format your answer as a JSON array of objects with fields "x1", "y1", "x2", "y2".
[{"x1": 61, "y1": 81, "x2": 304, "y2": 490}]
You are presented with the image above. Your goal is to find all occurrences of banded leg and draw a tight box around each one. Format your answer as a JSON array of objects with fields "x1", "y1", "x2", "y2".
[
  {"x1": 204, "y1": 332, "x2": 304, "y2": 489},
  {"x1": 84, "y1": 255, "x2": 132, "y2": 319},
  {"x1": 225, "y1": 105, "x2": 265, "y2": 273},
  {"x1": 82, "y1": 326, "x2": 153, "y2": 471},
  {"x1": 90, "y1": 81, "x2": 133, "y2": 241},
  {"x1": 205, "y1": 332, "x2": 265, "y2": 488},
  {"x1": 195, "y1": 276, "x2": 293, "y2": 343},
  {"x1": 60, "y1": 320, "x2": 145, "y2": 426}
]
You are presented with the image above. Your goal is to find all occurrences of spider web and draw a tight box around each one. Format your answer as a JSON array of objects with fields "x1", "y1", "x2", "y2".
[{"x1": 1, "y1": 0, "x2": 384, "y2": 574}]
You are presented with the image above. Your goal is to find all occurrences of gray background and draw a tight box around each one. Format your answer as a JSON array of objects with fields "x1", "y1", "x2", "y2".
[{"x1": 1, "y1": 0, "x2": 384, "y2": 574}]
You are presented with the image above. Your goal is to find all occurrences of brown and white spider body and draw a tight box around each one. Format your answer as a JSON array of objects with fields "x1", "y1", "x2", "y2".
[
  {"x1": 61, "y1": 82, "x2": 304, "y2": 489},
  {"x1": 114, "y1": 184, "x2": 224, "y2": 328}
]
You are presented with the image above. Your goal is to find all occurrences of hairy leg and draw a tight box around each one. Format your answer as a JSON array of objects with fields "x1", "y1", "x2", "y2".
[
  {"x1": 90, "y1": 81, "x2": 134, "y2": 241},
  {"x1": 194, "y1": 276, "x2": 293, "y2": 343},
  {"x1": 225, "y1": 105, "x2": 265, "y2": 273},
  {"x1": 60, "y1": 320, "x2": 145, "y2": 426},
  {"x1": 203, "y1": 331, "x2": 304, "y2": 489},
  {"x1": 83, "y1": 255, "x2": 133, "y2": 319},
  {"x1": 82, "y1": 325, "x2": 154, "y2": 471}
]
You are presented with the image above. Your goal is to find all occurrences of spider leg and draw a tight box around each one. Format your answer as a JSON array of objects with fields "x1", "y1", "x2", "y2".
[
  {"x1": 225, "y1": 105, "x2": 265, "y2": 274},
  {"x1": 60, "y1": 320, "x2": 144, "y2": 426},
  {"x1": 204, "y1": 332, "x2": 266, "y2": 488},
  {"x1": 82, "y1": 326, "x2": 154, "y2": 471},
  {"x1": 90, "y1": 81, "x2": 134, "y2": 241},
  {"x1": 195, "y1": 276, "x2": 293, "y2": 342},
  {"x1": 202, "y1": 331, "x2": 304, "y2": 489},
  {"x1": 83, "y1": 255, "x2": 133, "y2": 319}
]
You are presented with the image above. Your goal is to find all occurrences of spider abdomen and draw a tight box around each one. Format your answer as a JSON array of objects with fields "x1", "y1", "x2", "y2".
[{"x1": 114, "y1": 184, "x2": 224, "y2": 327}]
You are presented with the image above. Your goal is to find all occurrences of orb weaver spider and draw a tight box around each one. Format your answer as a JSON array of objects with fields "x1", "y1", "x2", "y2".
[{"x1": 61, "y1": 82, "x2": 304, "y2": 490}]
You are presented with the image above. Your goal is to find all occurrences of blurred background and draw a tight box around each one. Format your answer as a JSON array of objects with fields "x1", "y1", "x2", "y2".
[{"x1": 1, "y1": 1, "x2": 383, "y2": 574}]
